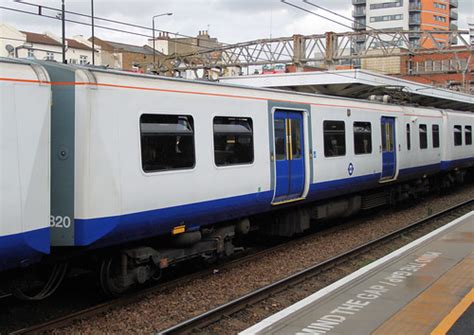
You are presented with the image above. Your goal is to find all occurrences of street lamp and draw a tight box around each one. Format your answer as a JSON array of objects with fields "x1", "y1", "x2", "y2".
[{"x1": 152, "y1": 12, "x2": 173, "y2": 66}]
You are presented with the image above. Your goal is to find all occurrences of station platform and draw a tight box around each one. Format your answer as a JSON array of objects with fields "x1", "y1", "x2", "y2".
[{"x1": 241, "y1": 211, "x2": 474, "y2": 335}]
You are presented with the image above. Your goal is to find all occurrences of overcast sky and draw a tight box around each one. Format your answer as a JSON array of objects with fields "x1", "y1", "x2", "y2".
[{"x1": 0, "y1": 0, "x2": 472, "y2": 46}]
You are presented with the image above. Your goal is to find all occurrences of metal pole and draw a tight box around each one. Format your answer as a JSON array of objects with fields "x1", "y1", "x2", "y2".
[
  {"x1": 152, "y1": 18, "x2": 156, "y2": 65},
  {"x1": 62, "y1": 0, "x2": 66, "y2": 63},
  {"x1": 91, "y1": 0, "x2": 95, "y2": 65}
]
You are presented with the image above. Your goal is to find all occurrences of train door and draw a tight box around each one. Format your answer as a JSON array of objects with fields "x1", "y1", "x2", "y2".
[
  {"x1": 380, "y1": 116, "x2": 396, "y2": 180},
  {"x1": 273, "y1": 110, "x2": 305, "y2": 203}
]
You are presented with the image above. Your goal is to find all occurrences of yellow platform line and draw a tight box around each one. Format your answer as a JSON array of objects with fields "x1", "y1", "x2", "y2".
[{"x1": 431, "y1": 288, "x2": 474, "y2": 335}]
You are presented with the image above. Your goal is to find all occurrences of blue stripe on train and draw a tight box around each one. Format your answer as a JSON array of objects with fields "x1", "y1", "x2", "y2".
[
  {"x1": 75, "y1": 173, "x2": 383, "y2": 248},
  {"x1": 76, "y1": 158, "x2": 473, "y2": 248},
  {"x1": 0, "y1": 227, "x2": 50, "y2": 271},
  {"x1": 441, "y1": 158, "x2": 474, "y2": 171}
]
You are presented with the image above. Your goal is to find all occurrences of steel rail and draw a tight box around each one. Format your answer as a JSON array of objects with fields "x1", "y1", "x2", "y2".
[{"x1": 159, "y1": 199, "x2": 473, "y2": 334}]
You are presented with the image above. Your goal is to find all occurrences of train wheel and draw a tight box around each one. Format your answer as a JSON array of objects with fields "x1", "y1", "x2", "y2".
[{"x1": 99, "y1": 256, "x2": 127, "y2": 297}]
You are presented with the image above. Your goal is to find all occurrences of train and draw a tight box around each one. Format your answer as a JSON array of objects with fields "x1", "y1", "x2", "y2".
[{"x1": 1, "y1": 58, "x2": 473, "y2": 299}]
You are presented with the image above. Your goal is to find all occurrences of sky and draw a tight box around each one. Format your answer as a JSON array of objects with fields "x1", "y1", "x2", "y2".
[{"x1": 0, "y1": 0, "x2": 472, "y2": 46}]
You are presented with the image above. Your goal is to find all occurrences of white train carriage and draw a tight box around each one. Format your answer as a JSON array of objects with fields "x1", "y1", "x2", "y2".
[
  {"x1": 0, "y1": 59, "x2": 51, "y2": 271},
  {"x1": 0, "y1": 58, "x2": 472, "y2": 297},
  {"x1": 36, "y1": 62, "x2": 472, "y2": 250},
  {"x1": 441, "y1": 111, "x2": 474, "y2": 171}
]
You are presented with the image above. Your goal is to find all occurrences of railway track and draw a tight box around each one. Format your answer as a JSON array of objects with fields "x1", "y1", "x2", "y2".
[
  {"x1": 9, "y1": 199, "x2": 473, "y2": 335},
  {"x1": 160, "y1": 199, "x2": 473, "y2": 334}
]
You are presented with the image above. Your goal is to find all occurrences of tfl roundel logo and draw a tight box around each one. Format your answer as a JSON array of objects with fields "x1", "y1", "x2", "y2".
[{"x1": 348, "y1": 163, "x2": 354, "y2": 176}]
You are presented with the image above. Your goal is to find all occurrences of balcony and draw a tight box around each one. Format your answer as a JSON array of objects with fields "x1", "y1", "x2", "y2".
[
  {"x1": 449, "y1": 9, "x2": 458, "y2": 20},
  {"x1": 353, "y1": 21, "x2": 366, "y2": 30},
  {"x1": 409, "y1": 2, "x2": 422, "y2": 11},
  {"x1": 409, "y1": 15, "x2": 421, "y2": 25},
  {"x1": 449, "y1": 0, "x2": 458, "y2": 7},
  {"x1": 450, "y1": 23, "x2": 458, "y2": 31},
  {"x1": 352, "y1": 0, "x2": 366, "y2": 4},
  {"x1": 352, "y1": 8, "x2": 366, "y2": 17}
]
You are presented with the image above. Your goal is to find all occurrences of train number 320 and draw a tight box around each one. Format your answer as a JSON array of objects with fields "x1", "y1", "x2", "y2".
[{"x1": 50, "y1": 215, "x2": 72, "y2": 228}]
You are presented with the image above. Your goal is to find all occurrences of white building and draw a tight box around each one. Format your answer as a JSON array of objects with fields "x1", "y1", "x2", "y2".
[{"x1": 0, "y1": 23, "x2": 98, "y2": 64}]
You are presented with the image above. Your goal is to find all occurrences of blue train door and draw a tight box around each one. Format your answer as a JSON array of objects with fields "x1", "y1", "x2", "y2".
[
  {"x1": 273, "y1": 110, "x2": 305, "y2": 203},
  {"x1": 381, "y1": 116, "x2": 396, "y2": 180}
]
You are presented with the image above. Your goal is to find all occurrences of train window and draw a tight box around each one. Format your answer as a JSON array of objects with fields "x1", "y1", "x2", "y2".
[
  {"x1": 465, "y1": 126, "x2": 472, "y2": 145},
  {"x1": 419, "y1": 124, "x2": 427, "y2": 149},
  {"x1": 432, "y1": 125, "x2": 440, "y2": 148},
  {"x1": 353, "y1": 122, "x2": 372, "y2": 155},
  {"x1": 214, "y1": 117, "x2": 254, "y2": 166},
  {"x1": 274, "y1": 119, "x2": 286, "y2": 160},
  {"x1": 406, "y1": 123, "x2": 411, "y2": 150},
  {"x1": 324, "y1": 121, "x2": 346, "y2": 157},
  {"x1": 140, "y1": 114, "x2": 195, "y2": 172},
  {"x1": 454, "y1": 125, "x2": 462, "y2": 146}
]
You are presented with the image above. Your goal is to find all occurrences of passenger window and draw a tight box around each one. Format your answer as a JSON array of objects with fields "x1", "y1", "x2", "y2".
[
  {"x1": 214, "y1": 117, "x2": 253, "y2": 166},
  {"x1": 406, "y1": 123, "x2": 411, "y2": 150},
  {"x1": 454, "y1": 125, "x2": 462, "y2": 146},
  {"x1": 432, "y1": 125, "x2": 440, "y2": 148},
  {"x1": 291, "y1": 119, "x2": 302, "y2": 159},
  {"x1": 324, "y1": 121, "x2": 346, "y2": 157},
  {"x1": 140, "y1": 114, "x2": 195, "y2": 172},
  {"x1": 274, "y1": 119, "x2": 286, "y2": 160},
  {"x1": 465, "y1": 126, "x2": 472, "y2": 145},
  {"x1": 354, "y1": 122, "x2": 372, "y2": 155},
  {"x1": 419, "y1": 124, "x2": 427, "y2": 149}
]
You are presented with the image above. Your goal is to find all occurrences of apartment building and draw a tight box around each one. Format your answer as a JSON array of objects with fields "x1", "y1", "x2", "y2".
[
  {"x1": 352, "y1": 0, "x2": 458, "y2": 47},
  {"x1": 0, "y1": 23, "x2": 95, "y2": 64}
]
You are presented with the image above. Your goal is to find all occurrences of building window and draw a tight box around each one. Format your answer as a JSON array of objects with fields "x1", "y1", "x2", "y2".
[
  {"x1": 454, "y1": 125, "x2": 462, "y2": 146},
  {"x1": 27, "y1": 49, "x2": 34, "y2": 58},
  {"x1": 79, "y1": 55, "x2": 88, "y2": 65},
  {"x1": 370, "y1": 14, "x2": 403, "y2": 23},
  {"x1": 45, "y1": 52, "x2": 54, "y2": 61},
  {"x1": 434, "y1": 2, "x2": 447, "y2": 9},
  {"x1": 140, "y1": 114, "x2": 195, "y2": 172},
  {"x1": 353, "y1": 122, "x2": 372, "y2": 155},
  {"x1": 213, "y1": 117, "x2": 254, "y2": 166},
  {"x1": 370, "y1": 0, "x2": 403, "y2": 10},
  {"x1": 406, "y1": 123, "x2": 411, "y2": 150},
  {"x1": 434, "y1": 15, "x2": 447, "y2": 22},
  {"x1": 324, "y1": 121, "x2": 346, "y2": 157},
  {"x1": 465, "y1": 126, "x2": 472, "y2": 145},
  {"x1": 419, "y1": 124, "x2": 428, "y2": 149},
  {"x1": 432, "y1": 125, "x2": 440, "y2": 148}
]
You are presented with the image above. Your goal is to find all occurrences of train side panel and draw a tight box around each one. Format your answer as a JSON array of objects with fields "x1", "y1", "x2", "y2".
[
  {"x1": 0, "y1": 60, "x2": 51, "y2": 270},
  {"x1": 441, "y1": 111, "x2": 474, "y2": 171},
  {"x1": 73, "y1": 71, "x2": 273, "y2": 246}
]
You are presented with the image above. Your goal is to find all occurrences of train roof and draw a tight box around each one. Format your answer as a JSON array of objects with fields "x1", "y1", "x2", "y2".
[{"x1": 2, "y1": 58, "x2": 473, "y2": 116}]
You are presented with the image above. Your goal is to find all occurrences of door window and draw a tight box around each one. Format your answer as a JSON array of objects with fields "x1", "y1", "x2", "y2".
[
  {"x1": 290, "y1": 119, "x2": 302, "y2": 159},
  {"x1": 274, "y1": 119, "x2": 286, "y2": 160}
]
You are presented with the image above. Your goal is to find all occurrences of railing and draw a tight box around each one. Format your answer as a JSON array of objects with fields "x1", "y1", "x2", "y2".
[
  {"x1": 353, "y1": 21, "x2": 366, "y2": 30},
  {"x1": 409, "y1": 16, "x2": 421, "y2": 24},
  {"x1": 409, "y1": 2, "x2": 422, "y2": 10},
  {"x1": 352, "y1": 8, "x2": 366, "y2": 17},
  {"x1": 449, "y1": 10, "x2": 458, "y2": 20}
]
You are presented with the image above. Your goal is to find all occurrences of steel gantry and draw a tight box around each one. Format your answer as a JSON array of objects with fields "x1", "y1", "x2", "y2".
[{"x1": 160, "y1": 30, "x2": 472, "y2": 78}]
